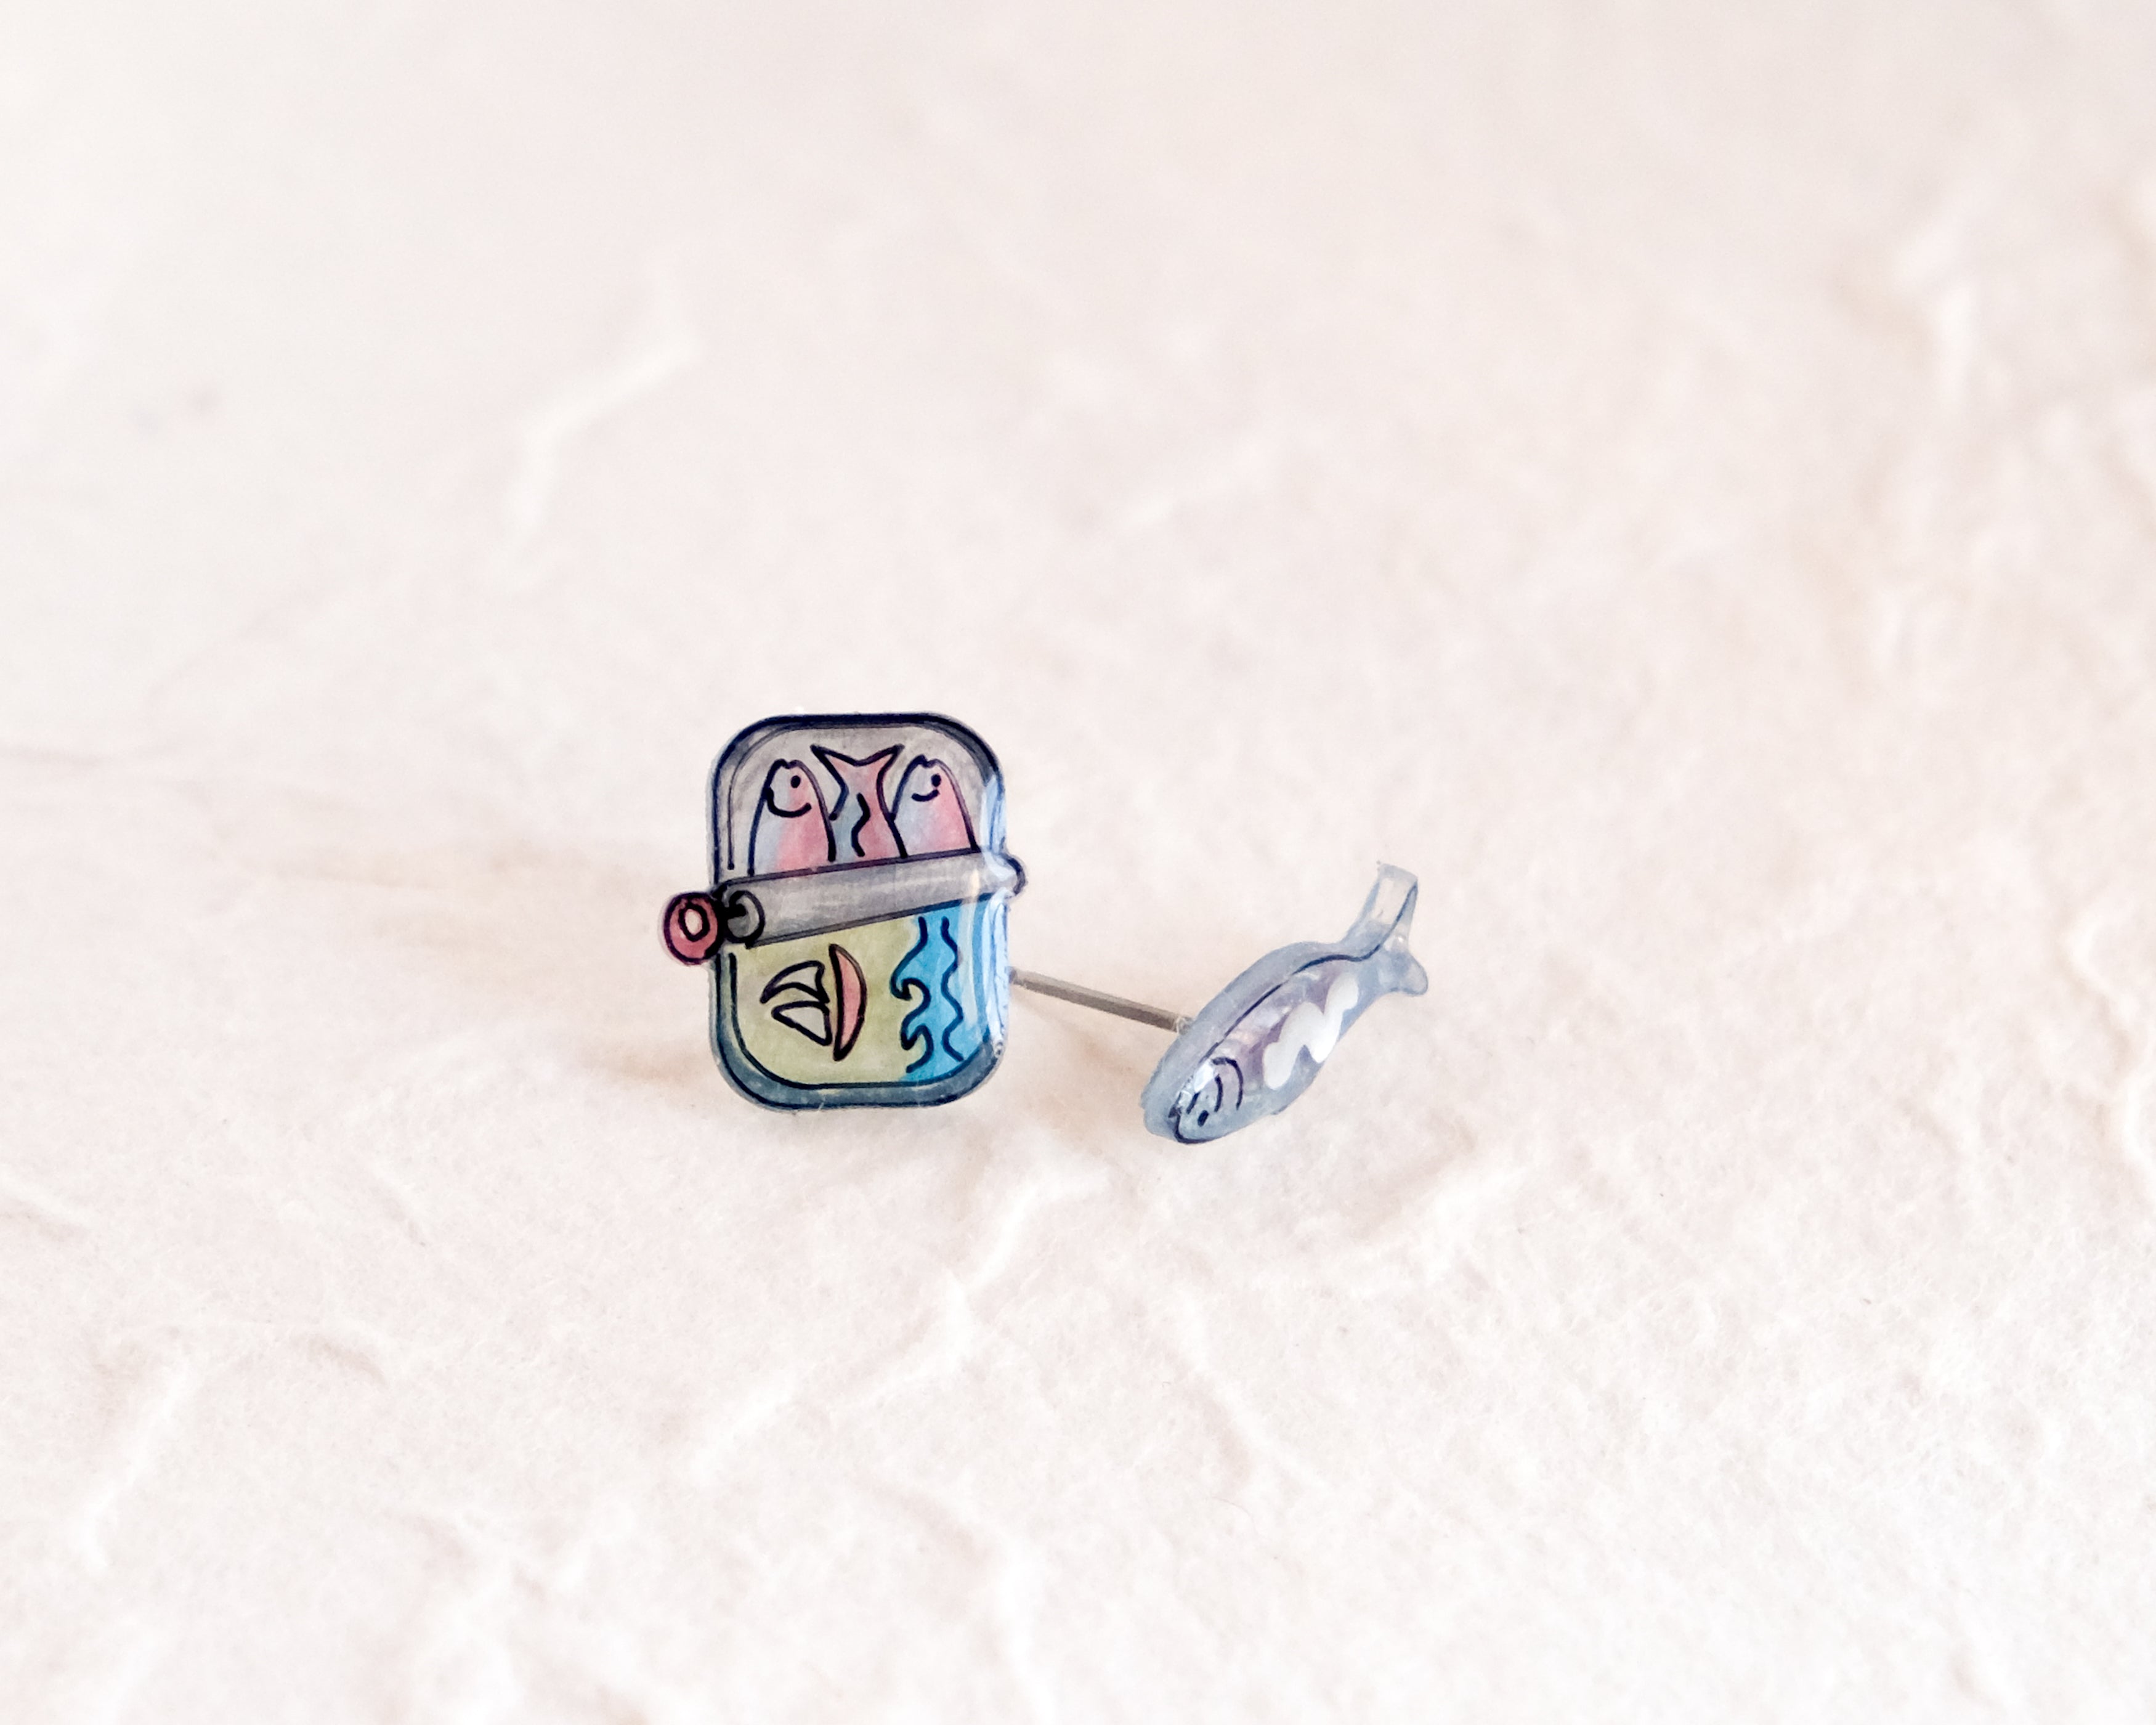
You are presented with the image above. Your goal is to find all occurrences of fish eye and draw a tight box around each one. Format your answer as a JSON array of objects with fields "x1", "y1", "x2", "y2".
[
  {"x1": 789, "y1": 773, "x2": 801, "y2": 787},
  {"x1": 930, "y1": 773, "x2": 942, "y2": 789},
  {"x1": 1196, "y1": 1109, "x2": 1209, "y2": 1126}
]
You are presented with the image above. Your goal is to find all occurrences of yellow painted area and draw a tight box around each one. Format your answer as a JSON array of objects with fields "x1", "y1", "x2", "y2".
[{"x1": 731, "y1": 916, "x2": 925, "y2": 1086}]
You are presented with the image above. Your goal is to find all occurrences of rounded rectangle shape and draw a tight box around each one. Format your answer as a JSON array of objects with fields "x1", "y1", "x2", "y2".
[{"x1": 695, "y1": 713, "x2": 1021, "y2": 1111}]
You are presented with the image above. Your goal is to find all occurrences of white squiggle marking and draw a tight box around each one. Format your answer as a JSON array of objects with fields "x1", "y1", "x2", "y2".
[
  {"x1": 1180, "y1": 1060, "x2": 1216, "y2": 1106},
  {"x1": 2065, "y1": 902, "x2": 2156, "y2": 1205},
  {"x1": 76, "y1": 1347, "x2": 195, "y2": 1573},
  {"x1": 0, "y1": 1168, "x2": 92, "y2": 1238},
  {"x1": 503, "y1": 264, "x2": 703, "y2": 550},
  {"x1": 1262, "y1": 975, "x2": 1359, "y2": 1090}
]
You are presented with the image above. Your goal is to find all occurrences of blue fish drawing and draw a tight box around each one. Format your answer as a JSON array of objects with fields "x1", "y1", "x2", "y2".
[{"x1": 1141, "y1": 864, "x2": 1427, "y2": 1142}]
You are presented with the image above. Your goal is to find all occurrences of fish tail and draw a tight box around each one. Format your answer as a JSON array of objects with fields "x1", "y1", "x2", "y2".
[{"x1": 1348, "y1": 863, "x2": 1429, "y2": 998}]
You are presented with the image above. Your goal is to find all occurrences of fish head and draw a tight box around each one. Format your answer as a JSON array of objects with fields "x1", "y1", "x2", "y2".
[
  {"x1": 1165, "y1": 1055, "x2": 1250, "y2": 1143},
  {"x1": 892, "y1": 755, "x2": 976, "y2": 856},
  {"x1": 760, "y1": 758, "x2": 825, "y2": 819}
]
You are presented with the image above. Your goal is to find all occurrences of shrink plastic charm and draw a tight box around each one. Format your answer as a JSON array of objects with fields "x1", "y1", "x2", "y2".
[{"x1": 663, "y1": 712, "x2": 1425, "y2": 1140}]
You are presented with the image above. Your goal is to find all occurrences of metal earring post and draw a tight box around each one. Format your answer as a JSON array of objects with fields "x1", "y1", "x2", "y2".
[{"x1": 1009, "y1": 968, "x2": 1191, "y2": 1036}]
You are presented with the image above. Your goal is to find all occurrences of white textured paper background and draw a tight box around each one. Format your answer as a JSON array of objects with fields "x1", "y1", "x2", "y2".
[{"x1": 6, "y1": 2, "x2": 2156, "y2": 1719}]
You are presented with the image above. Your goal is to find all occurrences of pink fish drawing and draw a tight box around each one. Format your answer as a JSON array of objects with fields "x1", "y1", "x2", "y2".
[
  {"x1": 891, "y1": 755, "x2": 976, "y2": 858},
  {"x1": 813, "y1": 744, "x2": 902, "y2": 863},
  {"x1": 749, "y1": 757, "x2": 834, "y2": 875}
]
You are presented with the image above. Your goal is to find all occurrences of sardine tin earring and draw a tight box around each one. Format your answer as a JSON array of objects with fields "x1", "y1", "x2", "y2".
[{"x1": 661, "y1": 713, "x2": 1427, "y2": 1142}]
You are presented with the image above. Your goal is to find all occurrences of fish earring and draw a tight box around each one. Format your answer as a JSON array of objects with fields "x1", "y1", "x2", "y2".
[{"x1": 661, "y1": 713, "x2": 1427, "y2": 1140}]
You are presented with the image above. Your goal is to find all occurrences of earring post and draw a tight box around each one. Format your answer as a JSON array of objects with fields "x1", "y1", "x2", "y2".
[{"x1": 1010, "y1": 968, "x2": 1190, "y2": 1036}]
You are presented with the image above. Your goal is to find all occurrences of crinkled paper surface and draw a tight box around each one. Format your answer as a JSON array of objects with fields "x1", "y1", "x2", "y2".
[{"x1": 4, "y1": 2, "x2": 2155, "y2": 1719}]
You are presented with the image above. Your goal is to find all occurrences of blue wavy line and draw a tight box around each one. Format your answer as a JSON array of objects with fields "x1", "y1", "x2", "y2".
[
  {"x1": 894, "y1": 915, "x2": 936, "y2": 1071},
  {"x1": 937, "y1": 916, "x2": 968, "y2": 1066}
]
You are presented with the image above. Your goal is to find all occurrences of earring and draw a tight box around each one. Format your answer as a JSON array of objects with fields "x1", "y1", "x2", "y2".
[{"x1": 662, "y1": 713, "x2": 1425, "y2": 1140}]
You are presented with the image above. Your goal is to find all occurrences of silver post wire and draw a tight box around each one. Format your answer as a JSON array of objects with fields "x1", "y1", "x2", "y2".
[{"x1": 1009, "y1": 968, "x2": 1191, "y2": 1036}]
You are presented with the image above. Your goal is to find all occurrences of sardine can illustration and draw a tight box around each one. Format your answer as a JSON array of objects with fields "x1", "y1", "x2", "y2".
[
  {"x1": 1141, "y1": 864, "x2": 1428, "y2": 1143},
  {"x1": 665, "y1": 714, "x2": 1021, "y2": 1111}
]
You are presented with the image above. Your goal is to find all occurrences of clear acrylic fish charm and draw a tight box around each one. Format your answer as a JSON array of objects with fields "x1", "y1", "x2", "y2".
[{"x1": 1137, "y1": 865, "x2": 1428, "y2": 1142}]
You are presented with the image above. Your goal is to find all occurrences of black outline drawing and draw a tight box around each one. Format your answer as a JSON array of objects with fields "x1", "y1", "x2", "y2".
[
  {"x1": 749, "y1": 758, "x2": 835, "y2": 874},
  {"x1": 829, "y1": 943, "x2": 866, "y2": 1061},
  {"x1": 759, "y1": 958, "x2": 831, "y2": 1047},
  {"x1": 692, "y1": 713, "x2": 1021, "y2": 1114},
  {"x1": 891, "y1": 754, "x2": 978, "y2": 858},
  {"x1": 811, "y1": 743, "x2": 902, "y2": 863}
]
